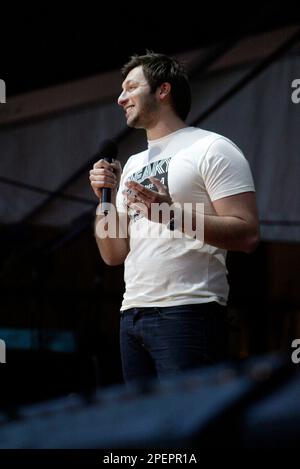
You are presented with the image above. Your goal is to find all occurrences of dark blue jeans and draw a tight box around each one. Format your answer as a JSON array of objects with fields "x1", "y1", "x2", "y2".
[{"x1": 120, "y1": 303, "x2": 228, "y2": 384}]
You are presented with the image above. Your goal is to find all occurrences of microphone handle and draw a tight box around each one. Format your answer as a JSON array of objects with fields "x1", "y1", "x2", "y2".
[{"x1": 101, "y1": 156, "x2": 113, "y2": 215}]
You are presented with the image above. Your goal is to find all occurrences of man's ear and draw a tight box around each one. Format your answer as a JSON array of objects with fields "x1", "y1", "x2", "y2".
[{"x1": 158, "y1": 82, "x2": 171, "y2": 101}]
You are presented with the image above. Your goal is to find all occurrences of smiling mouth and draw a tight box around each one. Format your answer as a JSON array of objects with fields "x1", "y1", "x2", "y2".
[{"x1": 125, "y1": 105, "x2": 134, "y2": 114}]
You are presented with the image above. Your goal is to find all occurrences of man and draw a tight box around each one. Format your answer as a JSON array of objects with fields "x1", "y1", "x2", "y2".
[{"x1": 89, "y1": 52, "x2": 259, "y2": 384}]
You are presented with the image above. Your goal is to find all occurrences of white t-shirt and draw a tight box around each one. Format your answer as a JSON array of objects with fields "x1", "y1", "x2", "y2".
[{"x1": 116, "y1": 127, "x2": 255, "y2": 311}]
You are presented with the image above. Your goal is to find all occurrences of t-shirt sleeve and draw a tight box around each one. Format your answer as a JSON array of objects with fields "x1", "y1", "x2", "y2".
[{"x1": 199, "y1": 137, "x2": 255, "y2": 202}]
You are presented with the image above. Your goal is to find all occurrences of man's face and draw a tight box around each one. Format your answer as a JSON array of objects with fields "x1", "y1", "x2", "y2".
[{"x1": 118, "y1": 66, "x2": 160, "y2": 129}]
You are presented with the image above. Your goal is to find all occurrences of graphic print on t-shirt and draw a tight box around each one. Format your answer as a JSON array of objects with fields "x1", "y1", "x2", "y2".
[{"x1": 125, "y1": 157, "x2": 172, "y2": 222}]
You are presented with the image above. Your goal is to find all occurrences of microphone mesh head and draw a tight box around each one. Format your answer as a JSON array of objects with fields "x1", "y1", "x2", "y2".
[{"x1": 97, "y1": 139, "x2": 118, "y2": 162}]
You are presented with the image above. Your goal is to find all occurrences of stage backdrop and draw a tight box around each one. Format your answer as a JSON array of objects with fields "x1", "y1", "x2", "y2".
[{"x1": 0, "y1": 27, "x2": 299, "y2": 241}]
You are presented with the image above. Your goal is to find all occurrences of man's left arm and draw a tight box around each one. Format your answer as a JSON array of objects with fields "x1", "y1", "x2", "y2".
[
  {"x1": 200, "y1": 191, "x2": 260, "y2": 253},
  {"x1": 123, "y1": 179, "x2": 260, "y2": 253}
]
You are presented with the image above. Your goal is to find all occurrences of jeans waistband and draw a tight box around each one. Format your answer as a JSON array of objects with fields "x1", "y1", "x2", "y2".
[{"x1": 121, "y1": 302, "x2": 226, "y2": 316}]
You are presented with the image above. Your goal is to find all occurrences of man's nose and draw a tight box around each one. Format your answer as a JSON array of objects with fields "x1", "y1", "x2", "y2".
[{"x1": 118, "y1": 90, "x2": 128, "y2": 107}]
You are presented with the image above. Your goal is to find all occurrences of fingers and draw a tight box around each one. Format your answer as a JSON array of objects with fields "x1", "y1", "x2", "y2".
[
  {"x1": 90, "y1": 158, "x2": 118, "y2": 179},
  {"x1": 91, "y1": 180, "x2": 116, "y2": 190},
  {"x1": 111, "y1": 160, "x2": 122, "y2": 174},
  {"x1": 123, "y1": 179, "x2": 173, "y2": 216},
  {"x1": 91, "y1": 168, "x2": 117, "y2": 178},
  {"x1": 93, "y1": 158, "x2": 113, "y2": 170},
  {"x1": 148, "y1": 176, "x2": 167, "y2": 193},
  {"x1": 90, "y1": 169, "x2": 117, "y2": 183},
  {"x1": 148, "y1": 177, "x2": 172, "y2": 204},
  {"x1": 122, "y1": 191, "x2": 149, "y2": 217},
  {"x1": 125, "y1": 181, "x2": 155, "y2": 203},
  {"x1": 90, "y1": 177, "x2": 116, "y2": 191},
  {"x1": 93, "y1": 158, "x2": 121, "y2": 172},
  {"x1": 89, "y1": 164, "x2": 119, "y2": 201},
  {"x1": 122, "y1": 189, "x2": 145, "y2": 205}
]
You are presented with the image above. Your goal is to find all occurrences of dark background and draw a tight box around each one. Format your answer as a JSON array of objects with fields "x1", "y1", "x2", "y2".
[{"x1": 2, "y1": 3, "x2": 300, "y2": 96}]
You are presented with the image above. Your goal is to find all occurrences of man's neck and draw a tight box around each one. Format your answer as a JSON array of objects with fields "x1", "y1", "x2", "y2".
[{"x1": 146, "y1": 117, "x2": 187, "y2": 141}]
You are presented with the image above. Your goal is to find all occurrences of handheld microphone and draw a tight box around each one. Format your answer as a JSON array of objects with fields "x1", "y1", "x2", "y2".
[{"x1": 97, "y1": 139, "x2": 118, "y2": 215}]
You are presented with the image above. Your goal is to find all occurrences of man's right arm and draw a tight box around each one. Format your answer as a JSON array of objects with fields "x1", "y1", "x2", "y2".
[
  {"x1": 90, "y1": 158, "x2": 130, "y2": 266},
  {"x1": 94, "y1": 209, "x2": 130, "y2": 266}
]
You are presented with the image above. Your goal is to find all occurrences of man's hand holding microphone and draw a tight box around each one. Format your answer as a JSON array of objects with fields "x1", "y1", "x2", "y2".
[{"x1": 89, "y1": 139, "x2": 122, "y2": 214}]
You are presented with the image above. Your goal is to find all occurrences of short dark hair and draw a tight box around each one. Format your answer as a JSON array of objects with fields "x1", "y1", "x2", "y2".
[{"x1": 121, "y1": 51, "x2": 191, "y2": 121}]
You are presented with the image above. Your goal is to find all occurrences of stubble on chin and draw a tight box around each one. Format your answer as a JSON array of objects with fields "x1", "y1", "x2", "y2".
[{"x1": 126, "y1": 116, "x2": 138, "y2": 128}]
